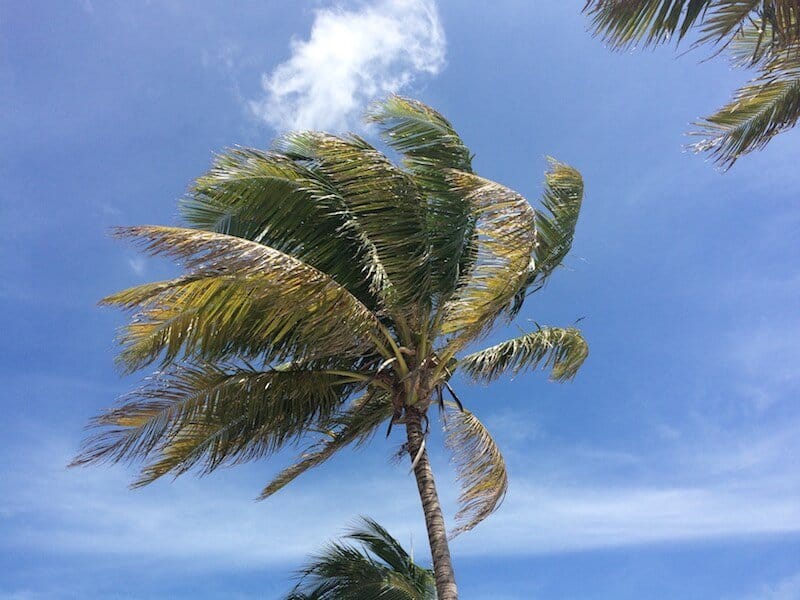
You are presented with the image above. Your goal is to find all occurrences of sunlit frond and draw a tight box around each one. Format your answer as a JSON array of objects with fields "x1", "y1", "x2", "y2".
[
  {"x1": 367, "y1": 95, "x2": 477, "y2": 299},
  {"x1": 459, "y1": 327, "x2": 589, "y2": 383},
  {"x1": 692, "y1": 56, "x2": 800, "y2": 166},
  {"x1": 276, "y1": 132, "x2": 431, "y2": 308},
  {"x1": 259, "y1": 390, "x2": 394, "y2": 500},
  {"x1": 510, "y1": 159, "x2": 584, "y2": 316},
  {"x1": 101, "y1": 226, "x2": 387, "y2": 371},
  {"x1": 71, "y1": 364, "x2": 361, "y2": 487},
  {"x1": 286, "y1": 517, "x2": 435, "y2": 600},
  {"x1": 443, "y1": 403, "x2": 508, "y2": 536},
  {"x1": 440, "y1": 172, "x2": 536, "y2": 344}
]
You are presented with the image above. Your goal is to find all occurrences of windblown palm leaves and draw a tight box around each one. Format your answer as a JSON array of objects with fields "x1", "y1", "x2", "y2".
[
  {"x1": 285, "y1": 517, "x2": 436, "y2": 600},
  {"x1": 74, "y1": 97, "x2": 587, "y2": 555},
  {"x1": 584, "y1": 0, "x2": 800, "y2": 166}
]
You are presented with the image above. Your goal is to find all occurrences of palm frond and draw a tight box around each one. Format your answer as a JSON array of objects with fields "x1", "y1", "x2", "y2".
[
  {"x1": 181, "y1": 147, "x2": 387, "y2": 306},
  {"x1": 286, "y1": 517, "x2": 435, "y2": 600},
  {"x1": 102, "y1": 226, "x2": 387, "y2": 371},
  {"x1": 366, "y1": 95, "x2": 473, "y2": 175},
  {"x1": 439, "y1": 172, "x2": 536, "y2": 344},
  {"x1": 699, "y1": 1, "x2": 763, "y2": 48},
  {"x1": 509, "y1": 159, "x2": 584, "y2": 316},
  {"x1": 367, "y1": 96, "x2": 477, "y2": 299},
  {"x1": 259, "y1": 390, "x2": 394, "y2": 499},
  {"x1": 71, "y1": 364, "x2": 361, "y2": 487},
  {"x1": 584, "y1": 0, "x2": 713, "y2": 48},
  {"x1": 691, "y1": 57, "x2": 800, "y2": 166},
  {"x1": 586, "y1": 2, "x2": 800, "y2": 163},
  {"x1": 443, "y1": 403, "x2": 508, "y2": 536},
  {"x1": 276, "y1": 132, "x2": 431, "y2": 309},
  {"x1": 345, "y1": 517, "x2": 418, "y2": 576},
  {"x1": 459, "y1": 327, "x2": 589, "y2": 383}
]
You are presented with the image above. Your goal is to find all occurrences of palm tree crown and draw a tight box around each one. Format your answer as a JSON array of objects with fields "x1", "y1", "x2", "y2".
[
  {"x1": 584, "y1": 0, "x2": 800, "y2": 167},
  {"x1": 285, "y1": 517, "x2": 435, "y2": 600},
  {"x1": 73, "y1": 96, "x2": 588, "y2": 599}
]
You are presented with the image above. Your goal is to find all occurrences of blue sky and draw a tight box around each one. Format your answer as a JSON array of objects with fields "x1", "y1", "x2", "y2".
[{"x1": 1, "y1": 1, "x2": 799, "y2": 598}]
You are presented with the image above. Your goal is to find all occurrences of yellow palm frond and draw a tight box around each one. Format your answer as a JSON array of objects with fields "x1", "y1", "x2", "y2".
[
  {"x1": 459, "y1": 327, "x2": 589, "y2": 383},
  {"x1": 443, "y1": 403, "x2": 508, "y2": 536},
  {"x1": 440, "y1": 172, "x2": 536, "y2": 346},
  {"x1": 102, "y1": 226, "x2": 390, "y2": 370},
  {"x1": 71, "y1": 364, "x2": 365, "y2": 487}
]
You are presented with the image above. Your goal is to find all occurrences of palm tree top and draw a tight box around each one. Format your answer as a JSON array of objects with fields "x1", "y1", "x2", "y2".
[
  {"x1": 285, "y1": 517, "x2": 436, "y2": 600},
  {"x1": 72, "y1": 95, "x2": 588, "y2": 537}
]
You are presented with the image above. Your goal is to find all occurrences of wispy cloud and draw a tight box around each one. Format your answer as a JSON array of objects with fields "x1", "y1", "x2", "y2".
[
  {"x1": 5, "y1": 416, "x2": 799, "y2": 570},
  {"x1": 738, "y1": 572, "x2": 800, "y2": 600},
  {"x1": 250, "y1": 0, "x2": 445, "y2": 132},
  {"x1": 726, "y1": 317, "x2": 800, "y2": 412},
  {"x1": 127, "y1": 257, "x2": 146, "y2": 276},
  {"x1": 454, "y1": 479, "x2": 800, "y2": 556},
  {"x1": 0, "y1": 433, "x2": 425, "y2": 568}
]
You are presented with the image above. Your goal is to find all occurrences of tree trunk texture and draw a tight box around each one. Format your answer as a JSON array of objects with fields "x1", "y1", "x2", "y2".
[{"x1": 406, "y1": 409, "x2": 458, "y2": 600}]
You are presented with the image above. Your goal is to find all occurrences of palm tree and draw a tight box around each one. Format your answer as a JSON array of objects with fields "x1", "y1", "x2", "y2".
[
  {"x1": 584, "y1": 0, "x2": 800, "y2": 167},
  {"x1": 72, "y1": 96, "x2": 588, "y2": 600},
  {"x1": 285, "y1": 517, "x2": 435, "y2": 600}
]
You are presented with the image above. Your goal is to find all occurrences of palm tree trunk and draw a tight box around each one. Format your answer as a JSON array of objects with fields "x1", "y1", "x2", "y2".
[{"x1": 405, "y1": 408, "x2": 458, "y2": 600}]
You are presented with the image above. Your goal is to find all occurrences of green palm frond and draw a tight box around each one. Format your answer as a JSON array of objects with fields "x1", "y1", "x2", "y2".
[
  {"x1": 585, "y1": 1, "x2": 800, "y2": 165},
  {"x1": 439, "y1": 172, "x2": 536, "y2": 345},
  {"x1": 259, "y1": 390, "x2": 394, "y2": 500},
  {"x1": 443, "y1": 403, "x2": 508, "y2": 536},
  {"x1": 367, "y1": 96, "x2": 477, "y2": 299},
  {"x1": 692, "y1": 57, "x2": 800, "y2": 165},
  {"x1": 181, "y1": 147, "x2": 387, "y2": 306},
  {"x1": 700, "y1": 1, "x2": 765, "y2": 50},
  {"x1": 286, "y1": 517, "x2": 435, "y2": 600},
  {"x1": 366, "y1": 96, "x2": 473, "y2": 176},
  {"x1": 510, "y1": 159, "x2": 584, "y2": 316},
  {"x1": 584, "y1": 0, "x2": 713, "y2": 48},
  {"x1": 102, "y1": 226, "x2": 389, "y2": 371},
  {"x1": 71, "y1": 363, "x2": 362, "y2": 487},
  {"x1": 459, "y1": 327, "x2": 589, "y2": 383},
  {"x1": 276, "y1": 132, "x2": 431, "y2": 308}
]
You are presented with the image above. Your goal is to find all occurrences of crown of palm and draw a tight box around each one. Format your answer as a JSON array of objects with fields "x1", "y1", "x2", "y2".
[{"x1": 73, "y1": 96, "x2": 588, "y2": 534}]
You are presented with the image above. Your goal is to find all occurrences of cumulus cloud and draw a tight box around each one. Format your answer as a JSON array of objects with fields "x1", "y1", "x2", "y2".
[{"x1": 250, "y1": 0, "x2": 445, "y2": 132}]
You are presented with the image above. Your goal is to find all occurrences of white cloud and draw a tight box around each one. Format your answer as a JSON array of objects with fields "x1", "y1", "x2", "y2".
[
  {"x1": 5, "y1": 417, "x2": 800, "y2": 571},
  {"x1": 453, "y1": 480, "x2": 800, "y2": 556},
  {"x1": 250, "y1": 0, "x2": 445, "y2": 132}
]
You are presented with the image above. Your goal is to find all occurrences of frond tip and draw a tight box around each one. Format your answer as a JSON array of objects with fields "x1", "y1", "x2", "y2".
[
  {"x1": 691, "y1": 66, "x2": 800, "y2": 167},
  {"x1": 70, "y1": 364, "x2": 358, "y2": 487},
  {"x1": 444, "y1": 404, "x2": 508, "y2": 536},
  {"x1": 459, "y1": 326, "x2": 588, "y2": 383}
]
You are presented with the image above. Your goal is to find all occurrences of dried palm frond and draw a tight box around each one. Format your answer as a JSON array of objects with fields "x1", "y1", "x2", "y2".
[{"x1": 443, "y1": 402, "x2": 508, "y2": 536}]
